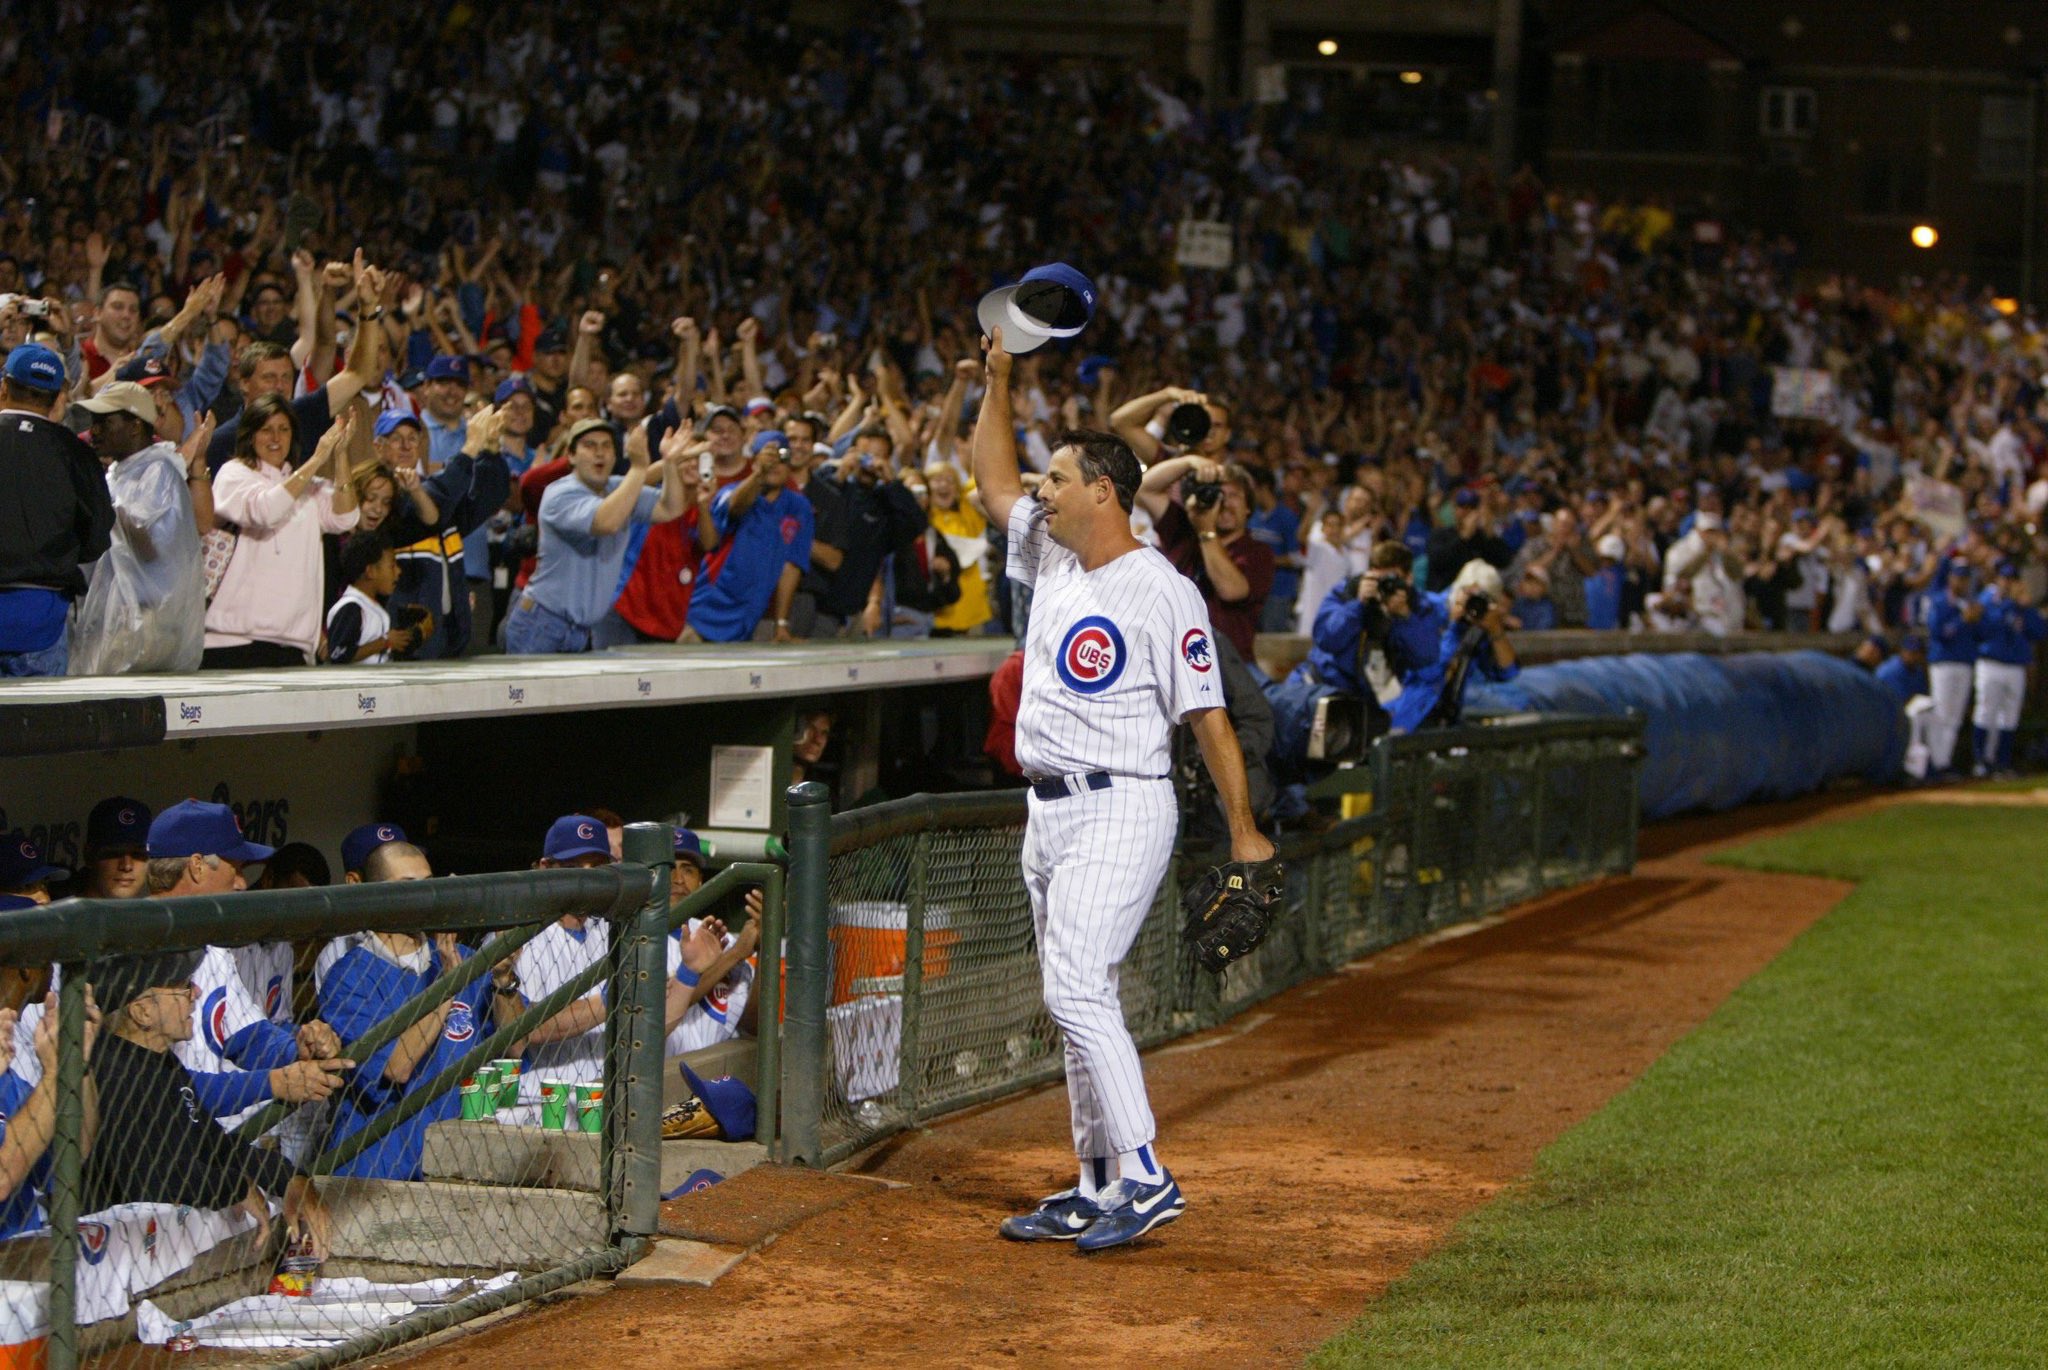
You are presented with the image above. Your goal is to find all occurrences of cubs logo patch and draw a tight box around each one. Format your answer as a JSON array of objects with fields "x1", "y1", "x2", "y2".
[
  {"x1": 1181, "y1": 628, "x2": 1214, "y2": 673},
  {"x1": 79, "y1": 1220, "x2": 110, "y2": 1265},
  {"x1": 376, "y1": 824, "x2": 398, "y2": 843},
  {"x1": 15, "y1": 840, "x2": 31, "y2": 862},
  {"x1": 201, "y1": 987, "x2": 231, "y2": 1057},
  {"x1": 781, "y1": 515, "x2": 801, "y2": 545},
  {"x1": 1056, "y1": 616, "x2": 1126, "y2": 694},
  {"x1": 444, "y1": 1000, "x2": 477, "y2": 1043},
  {"x1": 577, "y1": 822, "x2": 597, "y2": 841},
  {"x1": 264, "y1": 976, "x2": 284, "y2": 1020},
  {"x1": 706, "y1": 982, "x2": 731, "y2": 1022}
]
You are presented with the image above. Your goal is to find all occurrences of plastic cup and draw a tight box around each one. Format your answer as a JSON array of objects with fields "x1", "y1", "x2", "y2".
[
  {"x1": 539, "y1": 1080, "x2": 571, "y2": 1130},
  {"x1": 491, "y1": 1059, "x2": 522, "y2": 1109},
  {"x1": 472, "y1": 1065, "x2": 500, "y2": 1113},
  {"x1": 576, "y1": 1083, "x2": 605, "y2": 1133},
  {"x1": 459, "y1": 1079, "x2": 491, "y2": 1121}
]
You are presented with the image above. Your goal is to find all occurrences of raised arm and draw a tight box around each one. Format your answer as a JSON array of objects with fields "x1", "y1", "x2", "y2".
[
  {"x1": 1135, "y1": 453, "x2": 1214, "y2": 521},
  {"x1": 969, "y1": 329, "x2": 1025, "y2": 532},
  {"x1": 1109, "y1": 385, "x2": 1201, "y2": 467},
  {"x1": 590, "y1": 424, "x2": 653, "y2": 537}
]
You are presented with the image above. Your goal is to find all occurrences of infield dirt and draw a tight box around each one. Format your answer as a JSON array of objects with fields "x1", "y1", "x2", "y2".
[{"x1": 385, "y1": 793, "x2": 1867, "y2": 1370}]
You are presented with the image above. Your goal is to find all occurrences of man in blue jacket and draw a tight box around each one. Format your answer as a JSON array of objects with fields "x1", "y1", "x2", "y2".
[
  {"x1": 1388, "y1": 567, "x2": 1520, "y2": 733},
  {"x1": 1971, "y1": 561, "x2": 2046, "y2": 776},
  {"x1": 319, "y1": 840, "x2": 523, "y2": 1180}
]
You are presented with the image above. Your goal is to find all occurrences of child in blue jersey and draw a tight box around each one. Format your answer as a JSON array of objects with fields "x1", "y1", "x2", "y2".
[{"x1": 317, "y1": 843, "x2": 522, "y2": 1180}]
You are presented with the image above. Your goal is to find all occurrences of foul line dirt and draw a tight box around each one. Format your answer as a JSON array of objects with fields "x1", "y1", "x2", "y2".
[{"x1": 388, "y1": 792, "x2": 1876, "y2": 1370}]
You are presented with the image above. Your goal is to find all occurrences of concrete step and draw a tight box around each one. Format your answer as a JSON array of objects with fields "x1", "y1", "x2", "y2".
[{"x1": 421, "y1": 1120, "x2": 765, "y2": 1194}]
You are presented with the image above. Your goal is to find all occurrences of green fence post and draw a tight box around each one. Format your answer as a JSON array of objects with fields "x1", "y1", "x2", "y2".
[
  {"x1": 46, "y1": 969, "x2": 83, "y2": 1370},
  {"x1": 614, "y1": 824, "x2": 673, "y2": 1241},
  {"x1": 896, "y1": 830, "x2": 928, "y2": 1123},
  {"x1": 754, "y1": 864, "x2": 786, "y2": 1158},
  {"x1": 781, "y1": 781, "x2": 832, "y2": 1165}
]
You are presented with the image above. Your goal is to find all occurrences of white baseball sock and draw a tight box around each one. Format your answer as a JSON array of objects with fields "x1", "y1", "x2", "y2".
[{"x1": 1117, "y1": 1143, "x2": 1164, "y2": 1186}]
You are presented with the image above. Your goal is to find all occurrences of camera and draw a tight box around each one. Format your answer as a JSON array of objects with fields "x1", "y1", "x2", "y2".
[
  {"x1": 1181, "y1": 474, "x2": 1223, "y2": 510},
  {"x1": 19, "y1": 299, "x2": 49, "y2": 320},
  {"x1": 1165, "y1": 401, "x2": 1212, "y2": 448},
  {"x1": 1460, "y1": 590, "x2": 1491, "y2": 625}
]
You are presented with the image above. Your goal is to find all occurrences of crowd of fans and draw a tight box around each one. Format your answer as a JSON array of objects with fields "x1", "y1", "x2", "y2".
[
  {"x1": 1, "y1": 2, "x2": 2041, "y2": 689},
  {"x1": 0, "y1": 795, "x2": 759, "y2": 1265}
]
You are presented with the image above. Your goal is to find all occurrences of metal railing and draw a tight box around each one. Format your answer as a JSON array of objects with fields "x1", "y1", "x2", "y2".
[
  {"x1": 777, "y1": 716, "x2": 1644, "y2": 1166},
  {"x1": 0, "y1": 825, "x2": 782, "y2": 1370}
]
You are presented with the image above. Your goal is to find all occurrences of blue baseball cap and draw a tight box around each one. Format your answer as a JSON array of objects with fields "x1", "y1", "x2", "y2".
[
  {"x1": 373, "y1": 409, "x2": 422, "y2": 439},
  {"x1": 672, "y1": 828, "x2": 708, "y2": 869},
  {"x1": 146, "y1": 800, "x2": 276, "y2": 863},
  {"x1": 3, "y1": 342, "x2": 65, "y2": 394},
  {"x1": 748, "y1": 429, "x2": 789, "y2": 457},
  {"x1": 493, "y1": 374, "x2": 532, "y2": 405},
  {"x1": 543, "y1": 814, "x2": 612, "y2": 863},
  {"x1": 0, "y1": 833, "x2": 66, "y2": 891},
  {"x1": 977, "y1": 262, "x2": 1097, "y2": 355},
  {"x1": 85, "y1": 797, "x2": 152, "y2": 858},
  {"x1": 340, "y1": 821, "x2": 408, "y2": 874},
  {"x1": 424, "y1": 355, "x2": 469, "y2": 383},
  {"x1": 681, "y1": 1062, "x2": 756, "y2": 1141}
]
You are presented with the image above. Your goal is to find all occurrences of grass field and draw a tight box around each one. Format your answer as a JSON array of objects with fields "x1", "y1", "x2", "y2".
[{"x1": 1311, "y1": 803, "x2": 2048, "y2": 1369}]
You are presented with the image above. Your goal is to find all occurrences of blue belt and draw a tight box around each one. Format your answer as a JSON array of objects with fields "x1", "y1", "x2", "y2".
[{"x1": 1029, "y1": 771, "x2": 1115, "y2": 801}]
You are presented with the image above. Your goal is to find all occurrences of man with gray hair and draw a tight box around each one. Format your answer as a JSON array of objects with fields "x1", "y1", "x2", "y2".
[{"x1": 142, "y1": 801, "x2": 353, "y2": 1132}]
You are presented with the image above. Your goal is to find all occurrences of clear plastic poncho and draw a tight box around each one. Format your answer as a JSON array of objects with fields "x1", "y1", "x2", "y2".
[{"x1": 69, "y1": 442, "x2": 205, "y2": 675}]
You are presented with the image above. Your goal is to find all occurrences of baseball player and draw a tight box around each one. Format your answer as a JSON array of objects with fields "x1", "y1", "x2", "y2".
[
  {"x1": 1971, "y1": 561, "x2": 2045, "y2": 776},
  {"x1": 972, "y1": 327, "x2": 1275, "y2": 1252},
  {"x1": 1920, "y1": 562, "x2": 1981, "y2": 775}
]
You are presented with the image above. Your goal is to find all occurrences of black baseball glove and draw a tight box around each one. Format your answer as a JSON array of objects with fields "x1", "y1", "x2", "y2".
[{"x1": 1180, "y1": 857, "x2": 1286, "y2": 974}]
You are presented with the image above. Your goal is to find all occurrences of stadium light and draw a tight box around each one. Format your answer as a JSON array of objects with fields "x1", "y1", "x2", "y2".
[
  {"x1": 1399, "y1": 69, "x2": 1424, "y2": 85},
  {"x1": 1317, "y1": 39, "x2": 1338, "y2": 57},
  {"x1": 1910, "y1": 224, "x2": 1939, "y2": 249},
  {"x1": 1992, "y1": 297, "x2": 2019, "y2": 315}
]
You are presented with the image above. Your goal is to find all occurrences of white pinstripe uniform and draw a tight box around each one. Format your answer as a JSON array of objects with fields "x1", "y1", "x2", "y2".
[{"x1": 1007, "y1": 498, "x2": 1222, "y2": 1166}]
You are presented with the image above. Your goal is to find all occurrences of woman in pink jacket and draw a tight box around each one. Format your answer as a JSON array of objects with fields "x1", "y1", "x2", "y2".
[{"x1": 203, "y1": 397, "x2": 361, "y2": 667}]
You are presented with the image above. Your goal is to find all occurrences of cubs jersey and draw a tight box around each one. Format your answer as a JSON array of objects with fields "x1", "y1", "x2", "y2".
[
  {"x1": 319, "y1": 938, "x2": 494, "y2": 1180},
  {"x1": 664, "y1": 921, "x2": 755, "y2": 1056},
  {"x1": 516, "y1": 917, "x2": 611, "y2": 1095},
  {"x1": 173, "y1": 946, "x2": 277, "y2": 1128},
  {"x1": 234, "y1": 942, "x2": 296, "y2": 1027},
  {"x1": 1006, "y1": 498, "x2": 1224, "y2": 779}
]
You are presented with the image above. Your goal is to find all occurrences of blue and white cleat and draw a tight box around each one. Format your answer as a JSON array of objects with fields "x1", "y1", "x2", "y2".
[
  {"x1": 999, "y1": 1188, "x2": 1104, "y2": 1241},
  {"x1": 1074, "y1": 1171, "x2": 1184, "y2": 1251}
]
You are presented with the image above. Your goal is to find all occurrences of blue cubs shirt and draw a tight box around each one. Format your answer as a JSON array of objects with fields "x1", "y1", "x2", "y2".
[
  {"x1": 320, "y1": 942, "x2": 494, "y2": 1180},
  {"x1": 687, "y1": 485, "x2": 813, "y2": 642}
]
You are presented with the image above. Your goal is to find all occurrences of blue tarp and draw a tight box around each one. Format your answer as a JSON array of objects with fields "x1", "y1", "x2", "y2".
[{"x1": 1466, "y1": 650, "x2": 1906, "y2": 819}]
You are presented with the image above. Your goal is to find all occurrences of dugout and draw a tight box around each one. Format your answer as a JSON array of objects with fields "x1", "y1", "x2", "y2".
[{"x1": 0, "y1": 640, "x2": 1012, "y2": 876}]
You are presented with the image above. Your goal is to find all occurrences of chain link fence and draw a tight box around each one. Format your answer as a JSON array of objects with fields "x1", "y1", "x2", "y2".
[
  {"x1": 805, "y1": 716, "x2": 1643, "y2": 1166},
  {"x1": 0, "y1": 833, "x2": 782, "y2": 1370}
]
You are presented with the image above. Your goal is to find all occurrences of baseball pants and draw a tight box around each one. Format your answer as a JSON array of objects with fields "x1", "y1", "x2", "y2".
[
  {"x1": 1926, "y1": 661, "x2": 1972, "y2": 772},
  {"x1": 1973, "y1": 660, "x2": 2027, "y2": 732},
  {"x1": 1022, "y1": 776, "x2": 1176, "y2": 1161}
]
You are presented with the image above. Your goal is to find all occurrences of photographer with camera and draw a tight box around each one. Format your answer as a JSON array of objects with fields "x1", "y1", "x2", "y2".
[
  {"x1": 1387, "y1": 560, "x2": 1520, "y2": 733},
  {"x1": 682, "y1": 430, "x2": 815, "y2": 643},
  {"x1": 1267, "y1": 542, "x2": 1447, "y2": 805},
  {"x1": 1135, "y1": 454, "x2": 1274, "y2": 663}
]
